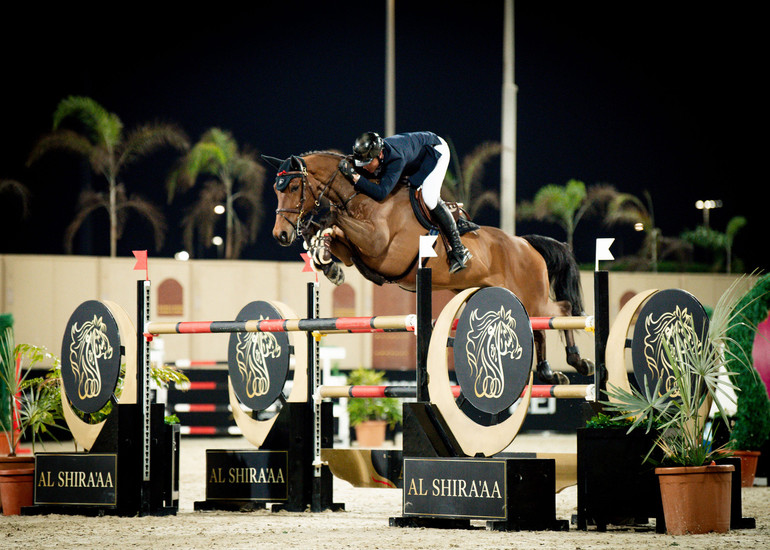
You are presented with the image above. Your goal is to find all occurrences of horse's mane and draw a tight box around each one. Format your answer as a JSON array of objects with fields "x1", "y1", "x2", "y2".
[{"x1": 299, "y1": 149, "x2": 346, "y2": 158}]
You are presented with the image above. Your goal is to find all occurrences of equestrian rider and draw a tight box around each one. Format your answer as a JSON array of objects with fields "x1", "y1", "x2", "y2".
[{"x1": 338, "y1": 131, "x2": 472, "y2": 273}]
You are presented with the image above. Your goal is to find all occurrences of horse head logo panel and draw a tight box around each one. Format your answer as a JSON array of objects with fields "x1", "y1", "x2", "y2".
[
  {"x1": 631, "y1": 289, "x2": 709, "y2": 399},
  {"x1": 228, "y1": 301, "x2": 291, "y2": 412},
  {"x1": 61, "y1": 300, "x2": 122, "y2": 414},
  {"x1": 453, "y1": 287, "x2": 533, "y2": 416}
]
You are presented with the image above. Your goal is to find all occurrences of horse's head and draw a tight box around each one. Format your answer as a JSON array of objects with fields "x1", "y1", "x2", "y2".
[
  {"x1": 263, "y1": 154, "x2": 313, "y2": 246},
  {"x1": 264, "y1": 152, "x2": 350, "y2": 246}
]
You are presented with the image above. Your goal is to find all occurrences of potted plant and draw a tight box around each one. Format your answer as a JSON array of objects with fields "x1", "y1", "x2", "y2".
[
  {"x1": 725, "y1": 273, "x2": 770, "y2": 487},
  {"x1": 345, "y1": 368, "x2": 402, "y2": 447},
  {"x1": 0, "y1": 315, "x2": 66, "y2": 514},
  {"x1": 1, "y1": 316, "x2": 65, "y2": 460},
  {"x1": 576, "y1": 411, "x2": 665, "y2": 531},
  {"x1": 603, "y1": 278, "x2": 760, "y2": 535}
]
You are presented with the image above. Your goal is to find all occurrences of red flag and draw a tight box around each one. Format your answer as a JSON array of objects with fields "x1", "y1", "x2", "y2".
[
  {"x1": 133, "y1": 250, "x2": 148, "y2": 279},
  {"x1": 300, "y1": 253, "x2": 318, "y2": 282},
  {"x1": 300, "y1": 252, "x2": 314, "y2": 272}
]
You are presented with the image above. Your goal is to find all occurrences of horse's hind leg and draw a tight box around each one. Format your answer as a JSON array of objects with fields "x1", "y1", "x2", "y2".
[
  {"x1": 563, "y1": 329, "x2": 595, "y2": 376},
  {"x1": 534, "y1": 330, "x2": 569, "y2": 385}
]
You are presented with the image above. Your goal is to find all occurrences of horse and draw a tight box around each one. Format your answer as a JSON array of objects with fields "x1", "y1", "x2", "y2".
[{"x1": 264, "y1": 150, "x2": 593, "y2": 385}]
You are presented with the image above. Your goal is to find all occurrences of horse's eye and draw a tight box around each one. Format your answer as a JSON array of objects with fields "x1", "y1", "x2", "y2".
[{"x1": 290, "y1": 184, "x2": 300, "y2": 193}]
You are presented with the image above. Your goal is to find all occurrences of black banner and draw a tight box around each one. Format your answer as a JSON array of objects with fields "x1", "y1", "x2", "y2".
[
  {"x1": 34, "y1": 453, "x2": 117, "y2": 506},
  {"x1": 205, "y1": 450, "x2": 288, "y2": 501},
  {"x1": 403, "y1": 457, "x2": 507, "y2": 520}
]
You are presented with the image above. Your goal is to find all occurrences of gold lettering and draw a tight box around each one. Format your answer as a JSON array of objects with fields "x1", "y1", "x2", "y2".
[
  {"x1": 457, "y1": 479, "x2": 467, "y2": 497},
  {"x1": 38, "y1": 471, "x2": 51, "y2": 487},
  {"x1": 409, "y1": 478, "x2": 428, "y2": 496},
  {"x1": 209, "y1": 468, "x2": 223, "y2": 483}
]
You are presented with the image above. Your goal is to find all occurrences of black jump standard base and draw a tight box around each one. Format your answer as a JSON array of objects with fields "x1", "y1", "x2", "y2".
[
  {"x1": 25, "y1": 403, "x2": 180, "y2": 517},
  {"x1": 194, "y1": 401, "x2": 344, "y2": 513},
  {"x1": 390, "y1": 403, "x2": 568, "y2": 531}
]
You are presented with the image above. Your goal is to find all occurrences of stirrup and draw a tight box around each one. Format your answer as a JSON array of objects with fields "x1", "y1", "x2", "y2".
[{"x1": 448, "y1": 247, "x2": 472, "y2": 273}]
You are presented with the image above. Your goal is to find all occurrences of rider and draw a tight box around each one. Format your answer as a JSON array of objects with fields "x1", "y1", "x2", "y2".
[{"x1": 337, "y1": 131, "x2": 472, "y2": 273}]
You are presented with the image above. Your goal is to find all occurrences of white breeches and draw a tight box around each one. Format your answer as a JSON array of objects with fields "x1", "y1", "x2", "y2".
[{"x1": 420, "y1": 137, "x2": 450, "y2": 210}]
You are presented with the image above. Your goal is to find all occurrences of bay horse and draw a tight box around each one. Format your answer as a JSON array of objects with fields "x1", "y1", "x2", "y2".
[{"x1": 264, "y1": 150, "x2": 593, "y2": 385}]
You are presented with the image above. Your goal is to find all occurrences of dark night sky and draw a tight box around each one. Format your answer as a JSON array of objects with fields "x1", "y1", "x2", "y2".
[{"x1": 1, "y1": 3, "x2": 764, "y2": 270}]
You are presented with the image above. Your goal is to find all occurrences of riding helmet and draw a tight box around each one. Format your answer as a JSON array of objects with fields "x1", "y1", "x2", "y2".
[{"x1": 353, "y1": 132, "x2": 383, "y2": 166}]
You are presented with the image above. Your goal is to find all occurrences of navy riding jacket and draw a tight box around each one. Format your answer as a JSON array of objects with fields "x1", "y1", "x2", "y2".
[{"x1": 354, "y1": 131, "x2": 442, "y2": 201}]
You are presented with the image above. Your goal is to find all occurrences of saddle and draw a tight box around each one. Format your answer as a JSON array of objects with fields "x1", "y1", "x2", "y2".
[{"x1": 409, "y1": 187, "x2": 479, "y2": 234}]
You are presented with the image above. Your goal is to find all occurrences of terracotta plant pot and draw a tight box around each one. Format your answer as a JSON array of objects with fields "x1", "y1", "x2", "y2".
[
  {"x1": 0, "y1": 467, "x2": 34, "y2": 515},
  {"x1": 0, "y1": 456, "x2": 35, "y2": 513},
  {"x1": 0, "y1": 430, "x2": 20, "y2": 456},
  {"x1": 655, "y1": 464, "x2": 734, "y2": 535},
  {"x1": 354, "y1": 420, "x2": 387, "y2": 447},
  {"x1": 732, "y1": 450, "x2": 761, "y2": 487}
]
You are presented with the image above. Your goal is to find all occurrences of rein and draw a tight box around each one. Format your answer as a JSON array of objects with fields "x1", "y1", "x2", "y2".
[{"x1": 274, "y1": 155, "x2": 359, "y2": 232}]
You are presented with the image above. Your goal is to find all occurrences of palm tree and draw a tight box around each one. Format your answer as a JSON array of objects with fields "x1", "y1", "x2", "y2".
[
  {"x1": 606, "y1": 190, "x2": 691, "y2": 272},
  {"x1": 167, "y1": 128, "x2": 266, "y2": 259},
  {"x1": 681, "y1": 216, "x2": 746, "y2": 273},
  {"x1": 27, "y1": 96, "x2": 189, "y2": 256},
  {"x1": 517, "y1": 179, "x2": 615, "y2": 251},
  {"x1": 441, "y1": 139, "x2": 501, "y2": 218}
]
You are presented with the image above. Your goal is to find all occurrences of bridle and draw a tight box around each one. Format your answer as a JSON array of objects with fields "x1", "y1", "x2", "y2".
[{"x1": 274, "y1": 155, "x2": 358, "y2": 233}]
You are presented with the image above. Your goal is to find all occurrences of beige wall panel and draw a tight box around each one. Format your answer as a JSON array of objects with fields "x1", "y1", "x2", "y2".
[
  {"x1": 143, "y1": 258, "x2": 194, "y2": 365},
  {"x1": 1, "y1": 254, "x2": 756, "y2": 374}
]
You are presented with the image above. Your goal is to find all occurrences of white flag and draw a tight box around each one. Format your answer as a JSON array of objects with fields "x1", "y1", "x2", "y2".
[
  {"x1": 595, "y1": 238, "x2": 615, "y2": 271},
  {"x1": 419, "y1": 235, "x2": 438, "y2": 262}
]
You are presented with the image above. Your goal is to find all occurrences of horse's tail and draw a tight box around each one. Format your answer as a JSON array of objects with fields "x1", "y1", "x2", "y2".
[{"x1": 522, "y1": 235, "x2": 585, "y2": 316}]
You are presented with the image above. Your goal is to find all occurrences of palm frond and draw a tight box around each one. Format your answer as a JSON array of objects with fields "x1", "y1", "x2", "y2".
[
  {"x1": 119, "y1": 194, "x2": 168, "y2": 251},
  {"x1": 605, "y1": 192, "x2": 649, "y2": 226},
  {"x1": 63, "y1": 190, "x2": 108, "y2": 252},
  {"x1": 26, "y1": 129, "x2": 95, "y2": 167},
  {"x1": 231, "y1": 152, "x2": 265, "y2": 191},
  {"x1": 461, "y1": 141, "x2": 501, "y2": 192},
  {"x1": 181, "y1": 180, "x2": 226, "y2": 253},
  {"x1": 119, "y1": 123, "x2": 189, "y2": 169},
  {"x1": 53, "y1": 96, "x2": 123, "y2": 149},
  {"x1": 0, "y1": 179, "x2": 32, "y2": 218}
]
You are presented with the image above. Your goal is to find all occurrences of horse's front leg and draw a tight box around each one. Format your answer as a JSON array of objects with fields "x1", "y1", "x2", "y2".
[
  {"x1": 534, "y1": 330, "x2": 569, "y2": 385},
  {"x1": 564, "y1": 329, "x2": 595, "y2": 376}
]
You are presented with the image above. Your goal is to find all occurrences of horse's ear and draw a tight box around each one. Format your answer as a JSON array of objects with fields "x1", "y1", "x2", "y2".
[{"x1": 261, "y1": 155, "x2": 285, "y2": 170}]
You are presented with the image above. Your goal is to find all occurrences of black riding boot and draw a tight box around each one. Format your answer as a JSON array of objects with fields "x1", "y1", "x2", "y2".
[{"x1": 431, "y1": 200, "x2": 472, "y2": 273}]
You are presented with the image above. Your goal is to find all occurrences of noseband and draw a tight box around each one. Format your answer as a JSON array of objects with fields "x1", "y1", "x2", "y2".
[{"x1": 274, "y1": 156, "x2": 358, "y2": 233}]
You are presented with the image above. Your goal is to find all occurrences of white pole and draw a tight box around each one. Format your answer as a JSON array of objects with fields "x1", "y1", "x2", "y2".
[
  {"x1": 385, "y1": 0, "x2": 396, "y2": 136},
  {"x1": 501, "y1": 0, "x2": 517, "y2": 235}
]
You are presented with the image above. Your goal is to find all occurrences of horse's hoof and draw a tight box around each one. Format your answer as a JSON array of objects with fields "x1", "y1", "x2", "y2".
[
  {"x1": 580, "y1": 359, "x2": 595, "y2": 377},
  {"x1": 322, "y1": 262, "x2": 345, "y2": 286},
  {"x1": 567, "y1": 352, "x2": 595, "y2": 377},
  {"x1": 536, "y1": 361, "x2": 570, "y2": 385}
]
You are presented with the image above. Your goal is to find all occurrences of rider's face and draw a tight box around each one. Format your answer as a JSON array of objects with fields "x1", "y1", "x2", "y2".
[{"x1": 361, "y1": 155, "x2": 380, "y2": 173}]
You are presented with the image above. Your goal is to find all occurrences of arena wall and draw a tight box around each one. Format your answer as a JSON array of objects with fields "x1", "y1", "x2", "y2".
[{"x1": 0, "y1": 254, "x2": 754, "y2": 373}]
